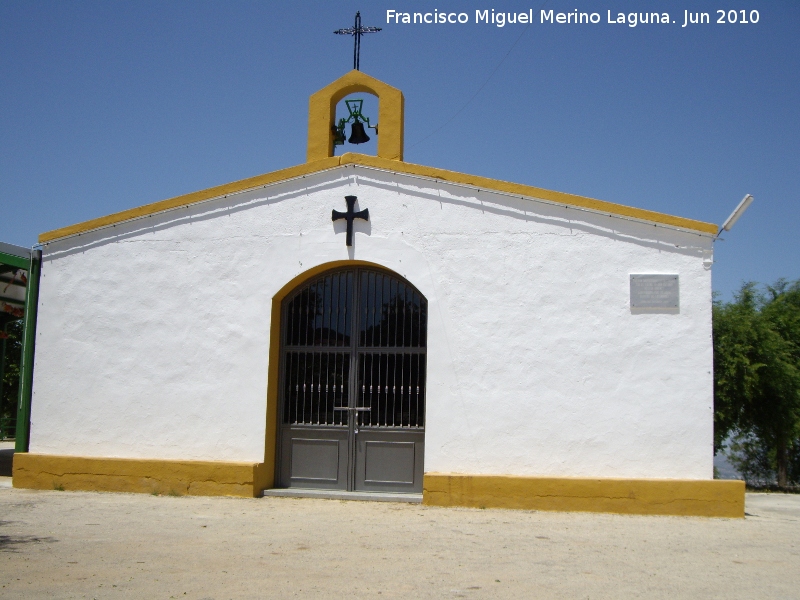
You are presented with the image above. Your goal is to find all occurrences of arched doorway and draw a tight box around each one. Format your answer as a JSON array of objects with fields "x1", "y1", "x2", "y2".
[{"x1": 276, "y1": 266, "x2": 426, "y2": 494}]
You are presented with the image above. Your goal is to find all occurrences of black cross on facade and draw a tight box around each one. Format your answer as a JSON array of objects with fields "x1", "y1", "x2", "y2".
[
  {"x1": 332, "y1": 195, "x2": 369, "y2": 246},
  {"x1": 334, "y1": 11, "x2": 382, "y2": 71}
]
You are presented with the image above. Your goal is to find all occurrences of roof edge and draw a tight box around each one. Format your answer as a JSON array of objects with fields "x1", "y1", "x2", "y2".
[
  {"x1": 38, "y1": 157, "x2": 342, "y2": 243},
  {"x1": 0, "y1": 241, "x2": 32, "y2": 260},
  {"x1": 39, "y1": 154, "x2": 717, "y2": 243},
  {"x1": 339, "y1": 154, "x2": 717, "y2": 235}
]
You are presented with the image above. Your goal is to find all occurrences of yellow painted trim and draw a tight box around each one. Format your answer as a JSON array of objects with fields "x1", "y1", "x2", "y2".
[
  {"x1": 341, "y1": 154, "x2": 718, "y2": 235},
  {"x1": 12, "y1": 453, "x2": 268, "y2": 498},
  {"x1": 423, "y1": 473, "x2": 745, "y2": 518},
  {"x1": 307, "y1": 70, "x2": 404, "y2": 162},
  {"x1": 38, "y1": 157, "x2": 341, "y2": 243},
  {"x1": 39, "y1": 153, "x2": 717, "y2": 243}
]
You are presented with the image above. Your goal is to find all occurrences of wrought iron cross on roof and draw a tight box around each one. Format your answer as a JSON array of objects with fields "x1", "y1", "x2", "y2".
[
  {"x1": 332, "y1": 196, "x2": 369, "y2": 246},
  {"x1": 334, "y1": 11, "x2": 381, "y2": 71}
]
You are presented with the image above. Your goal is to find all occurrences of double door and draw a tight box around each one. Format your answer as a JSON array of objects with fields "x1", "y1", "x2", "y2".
[{"x1": 277, "y1": 268, "x2": 427, "y2": 494}]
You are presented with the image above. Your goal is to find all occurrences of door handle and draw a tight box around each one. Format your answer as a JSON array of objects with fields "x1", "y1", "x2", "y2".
[{"x1": 332, "y1": 407, "x2": 371, "y2": 433}]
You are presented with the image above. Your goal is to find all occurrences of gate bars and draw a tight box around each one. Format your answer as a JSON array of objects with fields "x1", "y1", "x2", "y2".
[{"x1": 281, "y1": 268, "x2": 427, "y2": 429}]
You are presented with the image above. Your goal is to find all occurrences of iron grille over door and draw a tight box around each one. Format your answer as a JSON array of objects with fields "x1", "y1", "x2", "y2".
[{"x1": 278, "y1": 267, "x2": 427, "y2": 493}]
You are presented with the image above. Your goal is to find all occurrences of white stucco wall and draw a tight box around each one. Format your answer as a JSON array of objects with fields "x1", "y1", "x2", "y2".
[{"x1": 30, "y1": 163, "x2": 715, "y2": 479}]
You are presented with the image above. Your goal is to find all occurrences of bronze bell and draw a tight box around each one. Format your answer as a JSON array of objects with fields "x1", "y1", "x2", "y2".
[{"x1": 348, "y1": 121, "x2": 370, "y2": 144}]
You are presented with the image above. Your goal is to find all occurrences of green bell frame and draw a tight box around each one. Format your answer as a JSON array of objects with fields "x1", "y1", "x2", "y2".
[{"x1": 332, "y1": 99, "x2": 377, "y2": 146}]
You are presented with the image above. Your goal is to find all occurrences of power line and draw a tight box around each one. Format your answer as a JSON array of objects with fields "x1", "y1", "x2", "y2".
[{"x1": 408, "y1": 2, "x2": 549, "y2": 150}]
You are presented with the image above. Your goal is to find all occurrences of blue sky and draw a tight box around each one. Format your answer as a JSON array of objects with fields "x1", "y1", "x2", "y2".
[{"x1": 1, "y1": 0, "x2": 797, "y2": 299}]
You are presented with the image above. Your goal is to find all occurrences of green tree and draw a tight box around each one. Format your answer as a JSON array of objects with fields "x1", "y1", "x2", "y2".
[
  {"x1": 1, "y1": 318, "x2": 23, "y2": 439},
  {"x1": 713, "y1": 280, "x2": 800, "y2": 487}
]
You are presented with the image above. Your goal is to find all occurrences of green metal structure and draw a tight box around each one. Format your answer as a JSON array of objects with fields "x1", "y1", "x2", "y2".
[
  {"x1": 0, "y1": 242, "x2": 41, "y2": 451},
  {"x1": 332, "y1": 99, "x2": 377, "y2": 147}
]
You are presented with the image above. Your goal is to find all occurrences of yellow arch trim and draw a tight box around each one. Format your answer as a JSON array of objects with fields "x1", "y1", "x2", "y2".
[
  {"x1": 307, "y1": 70, "x2": 404, "y2": 162},
  {"x1": 262, "y1": 259, "x2": 402, "y2": 489},
  {"x1": 38, "y1": 153, "x2": 717, "y2": 243}
]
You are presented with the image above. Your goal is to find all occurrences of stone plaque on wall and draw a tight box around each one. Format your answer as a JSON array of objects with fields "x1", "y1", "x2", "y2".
[{"x1": 630, "y1": 274, "x2": 679, "y2": 313}]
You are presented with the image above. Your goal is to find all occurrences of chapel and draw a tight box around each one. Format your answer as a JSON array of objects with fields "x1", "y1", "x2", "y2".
[{"x1": 12, "y1": 70, "x2": 743, "y2": 517}]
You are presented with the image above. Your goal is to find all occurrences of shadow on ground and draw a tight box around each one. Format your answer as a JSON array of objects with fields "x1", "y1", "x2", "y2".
[
  {"x1": 0, "y1": 534, "x2": 58, "y2": 552},
  {"x1": 0, "y1": 520, "x2": 57, "y2": 552}
]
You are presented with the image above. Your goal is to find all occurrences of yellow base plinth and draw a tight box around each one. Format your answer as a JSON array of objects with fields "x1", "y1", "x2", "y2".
[
  {"x1": 423, "y1": 473, "x2": 745, "y2": 518},
  {"x1": 12, "y1": 454, "x2": 269, "y2": 498},
  {"x1": 12, "y1": 456, "x2": 745, "y2": 516}
]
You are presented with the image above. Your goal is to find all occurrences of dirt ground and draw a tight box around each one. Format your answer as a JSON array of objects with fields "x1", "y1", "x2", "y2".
[{"x1": 1, "y1": 482, "x2": 798, "y2": 599}]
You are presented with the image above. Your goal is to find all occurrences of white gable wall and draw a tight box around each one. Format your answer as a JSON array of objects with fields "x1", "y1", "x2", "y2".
[{"x1": 31, "y1": 165, "x2": 714, "y2": 479}]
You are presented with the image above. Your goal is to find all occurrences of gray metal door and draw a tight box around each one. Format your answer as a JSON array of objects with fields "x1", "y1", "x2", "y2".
[{"x1": 277, "y1": 268, "x2": 426, "y2": 493}]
